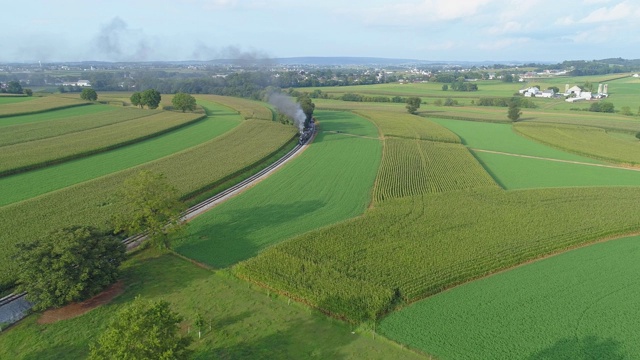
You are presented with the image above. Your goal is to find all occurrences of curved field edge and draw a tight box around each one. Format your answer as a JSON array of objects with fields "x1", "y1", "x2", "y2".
[
  {"x1": 235, "y1": 186, "x2": 640, "y2": 323},
  {"x1": 0, "y1": 250, "x2": 426, "y2": 360},
  {"x1": 513, "y1": 122, "x2": 640, "y2": 165},
  {"x1": 0, "y1": 96, "x2": 91, "y2": 118},
  {"x1": 0, "y1": 120, "x2": 297, "y2": 290},
  {"x1": 379, "y1": 234, "x2": 640, "y2": 359},
  {"x1": 0, "y1": 104, "x2": 242, "y2": 207},
  {"x1": 173, "y1": 110, "x2": 383, "y2": 268},
  {"x1": 0, "y1": 107, "x2": 162, "y2": 147},
  {"x1": 0, "y1": 111, "x2": 206, "y2": 177}
]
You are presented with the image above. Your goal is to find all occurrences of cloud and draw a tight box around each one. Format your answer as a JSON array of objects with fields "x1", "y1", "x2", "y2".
[
  {"x1": 358, "y1": 0, "x2": 493, "y2": 25},
  {"x1": 579, "y1": 1, "x2": 637, "y2": 23}
]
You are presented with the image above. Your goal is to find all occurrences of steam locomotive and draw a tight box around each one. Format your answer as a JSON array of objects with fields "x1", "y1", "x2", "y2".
[{"x1": 298, "y1": 118, "x2": 316, "y2": 145}]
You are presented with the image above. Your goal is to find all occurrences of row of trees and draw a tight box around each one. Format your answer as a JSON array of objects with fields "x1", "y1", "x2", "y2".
[
  {"x1": 1, "y1": 80, "x2": 32, "y2": 96},
  {"x1": 130, "y1": 89, "x2": 162, "y2": 109}
]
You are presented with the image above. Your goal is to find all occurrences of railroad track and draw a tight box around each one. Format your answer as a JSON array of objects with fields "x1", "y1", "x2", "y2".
[{"x1": 2, "y1": 130, "x2": 315, "y2": 322}]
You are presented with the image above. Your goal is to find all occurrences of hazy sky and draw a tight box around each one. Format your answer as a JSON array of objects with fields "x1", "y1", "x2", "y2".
[{"x1": 2, "y1": 0, "x2": 638, "y2": 63}]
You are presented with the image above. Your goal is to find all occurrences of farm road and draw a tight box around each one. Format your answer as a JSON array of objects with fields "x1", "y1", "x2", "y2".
[{"x1": 471, "y1": 148, "x2": 640, "y2": 172}]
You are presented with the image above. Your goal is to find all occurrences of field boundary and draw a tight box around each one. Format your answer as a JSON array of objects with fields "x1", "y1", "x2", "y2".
[
  {"x1": 0, "y1": 102, "x2": 92, "y2": 119},
  {"x1": 0, "y1": 114, "x2": 207, "y2": 178},
  {"x1": 471, "y1": 148, "x2": 640, "y2": 171}
]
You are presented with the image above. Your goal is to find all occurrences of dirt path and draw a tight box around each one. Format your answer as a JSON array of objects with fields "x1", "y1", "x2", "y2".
[
  {"x1": 471, "y1": 148, "x2": 640, "y2": 172},
  {"x1": 37, "y1": 281, "x2": 125, "y2": 324}
]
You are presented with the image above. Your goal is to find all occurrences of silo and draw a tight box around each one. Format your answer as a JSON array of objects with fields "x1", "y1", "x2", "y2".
[
  {"x1": 565, "y1": 84, "x2": 569, "y2": 92},
  {"x1": 597, "y1": 84, "x2": 603, "y2": 94},
  {"x1": 604, "y1": 84, "x2": 608, "y2": 94}
]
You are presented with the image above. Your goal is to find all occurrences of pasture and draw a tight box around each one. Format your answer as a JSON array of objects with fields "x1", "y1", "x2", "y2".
[
  {"x1": 379, "y1": 235, "x2": 640, "y2": 359},
  {"x1": 0, "y1": 251, "x2": 423, "y2": 360}
]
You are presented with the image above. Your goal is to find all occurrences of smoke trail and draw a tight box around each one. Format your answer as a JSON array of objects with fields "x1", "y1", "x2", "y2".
[
  {"x1": 268, "y1": 93, "x2": 305, "y2": 132},
  {"x1": 93, "y1": 17, "x2": 154, "y2": 61},
  {"x1": 191, "y1": 44, "x2": 273, "y2": 66}
]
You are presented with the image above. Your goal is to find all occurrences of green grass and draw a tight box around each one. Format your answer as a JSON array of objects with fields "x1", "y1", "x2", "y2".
[
  {"x1": 0, "y1": 119, "x2": 296, "y2": 289},
  {"x1": 430, "y1": 118, "x2": 603, "y2": 162},
  {"x1": 379, "y1": 235, "x2": 640, "y2": 360},
  {"x1": 514, "y1": 122, "x2": 640, "y2": 164},
  {"x1": 0, "y1": 250, "x2": 426, "y2": 360},
  {"x1": 173, "y1": 110, "x2": 382, "y2": 268},
  {"x1": 0, "y1": 103, "x2": 116, "y2": 127},
  {"x1": 0, "y1": 111, "x2": 204, "y2": 175},
  {"x1": 0, "y1": 96, "x2": 34, "y2": 104},
  {"x1": 236, "y1": 187, "x2": 640, "y2": 322},
  {"x1": 0, "y1": 107, "x2": 163, "y2": 147},
  {"x1": 0, "y1": 103, "x2": 241, "y2": 206},
  {"x1": 0, "y1": 96, "x2": 90, "y2": 117},
  {"x1": 474, "y1": 151, "x2": 640, "y2": 189}
]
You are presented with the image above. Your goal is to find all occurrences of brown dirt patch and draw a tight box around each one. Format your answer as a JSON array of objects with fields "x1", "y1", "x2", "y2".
[{"x1": 37, "y1": 281, "x2": 125, "y2": 324}]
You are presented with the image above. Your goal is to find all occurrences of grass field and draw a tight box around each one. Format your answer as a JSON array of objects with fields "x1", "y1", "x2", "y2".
[
  {"x1": 0, "y1": 110, "x2": 205, "y2": 175},
  {"x1": 0, "y1": 102, "x2": 241, "y2": 206},
  {"x1": 0, "y1": 107, "x2": 161, "y2": 147},
  {"x1": 430, "y1": 118, "x2": 602, "y2": 162},
  {"x1": 0, "y1": 96, "x2": 89, "y2": 117},
  {"x1": 514, "y1": 122, "x2": 640, "y2": 164},
  {"x1": 195, "y1": 94, "x2": 274, "y2": 121},
  {"x1": 0, "y1": 118, "x2": 296, "y2": 288},
  {"x1": 236, "y1": 187, "x2": 640, "y2": 322},
  {"x1": 0, "y1": 103, "x2": 116, "y2": 127},
  {"x1": 0, "y1": 96, "x2": 34, "y2": 105},
  {"x1": 379, "y1": 235, "x2": 640, "y2": 359},
  {"x1": 474, "y1": 151, "x2": 640, "y2": 189},
  {"x1": 0, "y1": 250, "x2": 425, "y2": 360},
  {"x1": 174, "y1": 110, "x2": 382, "y2": 267}
]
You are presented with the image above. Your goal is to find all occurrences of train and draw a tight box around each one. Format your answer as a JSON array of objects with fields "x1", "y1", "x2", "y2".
[{"x1": 298, "y1": 117, "x2": 316, "y2": 145}]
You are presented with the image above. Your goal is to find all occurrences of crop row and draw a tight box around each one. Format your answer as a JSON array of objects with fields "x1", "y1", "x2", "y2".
[
  {"x1": 514, "y1": 122, "x2": 640, "y2": 165},
  {"x1": 0, "y1": 96, "x2": 90, "y2": 118},
  {"x1": 0, "y1": 111, "x2": 204, "y2": 176},
  {"x1": 0, "y1": 120, "x2": 296, "y2": 289},
  {"x1": 0, "y1": 107, "x2": 162, "y2": 147},
  {"x1": 174, "y1": 111, "x2": 382, "y2": 269},
  {"x1": 375, "y1": 139, "x2": 497, "y2": 202},
  {"x1": 236, "y1": 186, "x2": 640, "y2": 323},
  {"x1": 196, "y1": 95, "x2": 274, "y2": 121},
  {"x1": 354, "y1": 110, "x2": 460, "y2": 142}
]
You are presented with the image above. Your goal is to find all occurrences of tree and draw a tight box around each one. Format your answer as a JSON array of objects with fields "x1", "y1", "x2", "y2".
[
  {"x1": 80, "y1": 88, "x2": 98, "y2": 101},
  {"x1": 7, "y1": 81, "x2": 23, "y2": 94},
  {"x1": 507, "y1": 101, "x2": 522, "y2": 121},
  {"x1": 194, "y1": 312, "x2": 205, "y2": 339},
  {"x1": 130, "y1": 92, "x2": 142, "y2": 108},
  {"x1": 23, "y1": 88, "x2": 33, "y2": 96},
  {"x1": 442, "y1": 84, "x2": 448, "y2": 91},
  {"x1": 298, "y1": 94, "x2": 315, "y2": 125},
  {"x1": 172, "y1": 92, "x2": 197, "y2": 112},
  {"x1": 141, "y1": 89, "x2": 161, "y2": 109},
  {"x1": 406, "y1": 97, "x2": 421, "y2": 114},
  {"x1": 112, "y1": 170, "x2": 185, "y2": 249},
  {"x1": 89, "y1": 297, "x2": 192, "y2": 360},
  {"x1": 635, "y1": 132, "x2": 640, "y2": 141},
  {"x1": 15, "y1": 226, "x2": 125, "y2": 310}
]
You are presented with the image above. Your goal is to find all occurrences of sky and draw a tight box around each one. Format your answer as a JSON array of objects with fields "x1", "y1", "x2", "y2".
[{"x1": 1, "y1": 0, "x2": 639, "y2": 63}]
